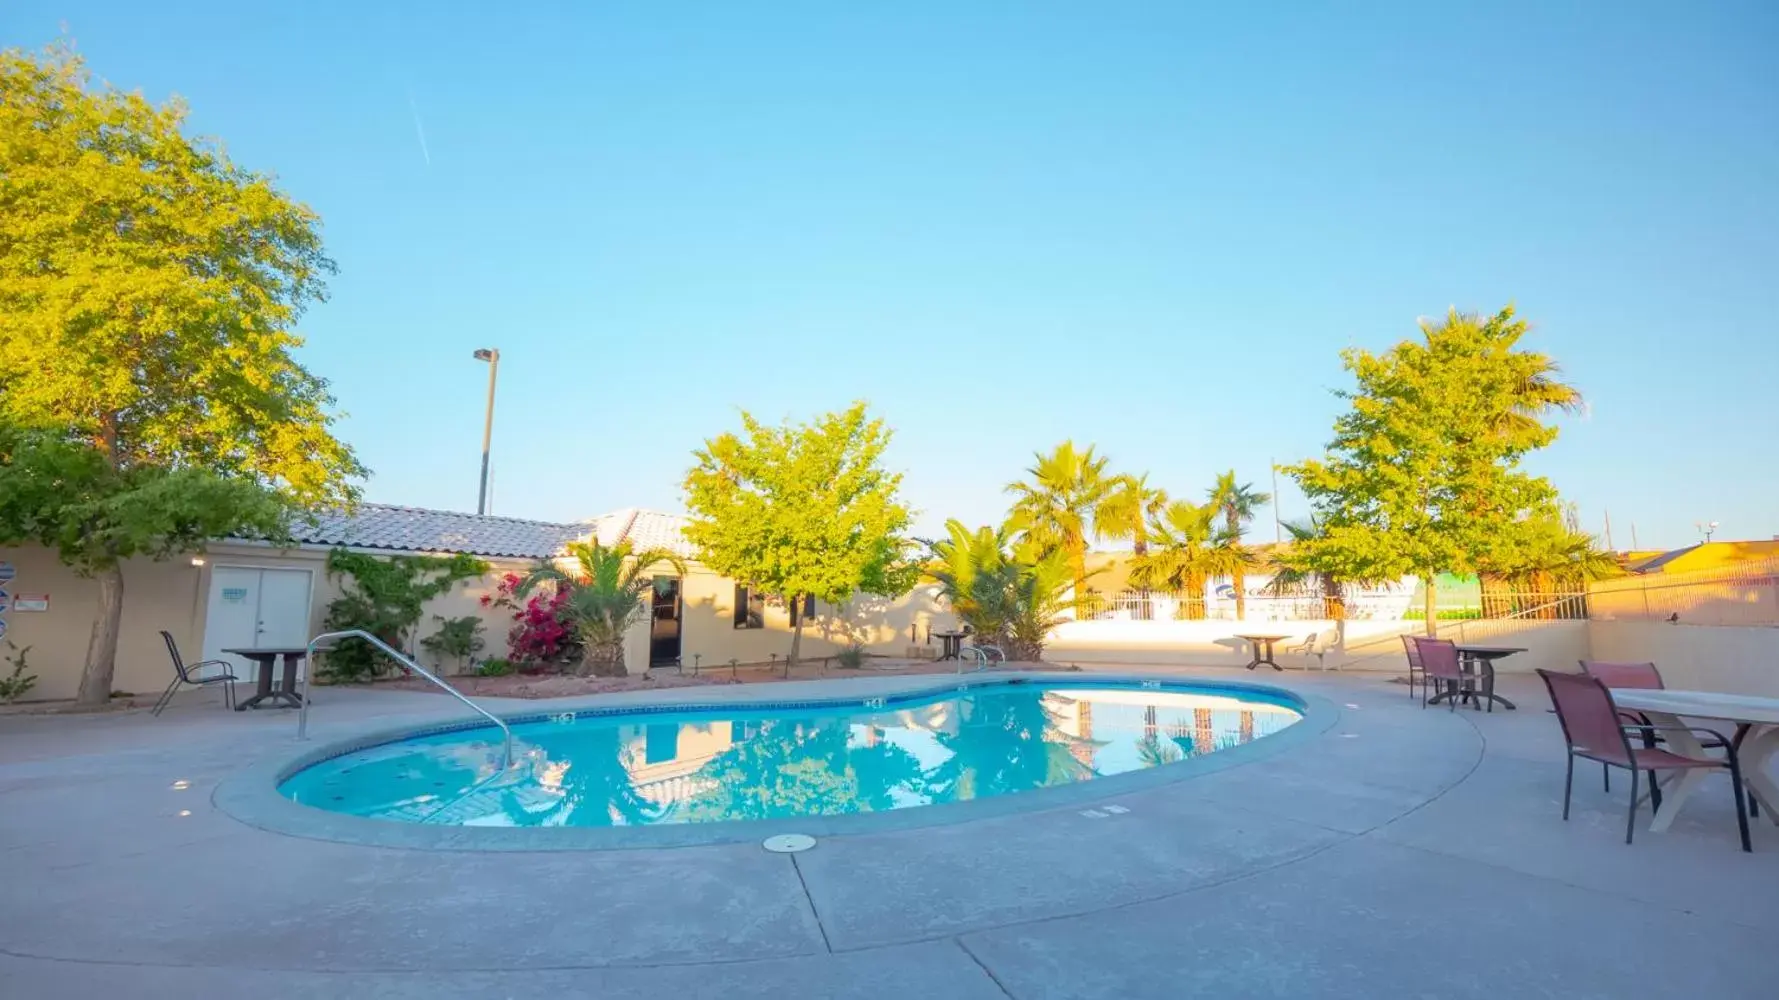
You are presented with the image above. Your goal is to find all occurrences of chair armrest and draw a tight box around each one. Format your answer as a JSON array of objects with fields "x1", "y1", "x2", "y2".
[
  {"x1": 187, "y1": 659, "x2": 238, "y2": 680},
  {"x1": 1621, "y1": 723, "x2": 1736, "y2": 749}
]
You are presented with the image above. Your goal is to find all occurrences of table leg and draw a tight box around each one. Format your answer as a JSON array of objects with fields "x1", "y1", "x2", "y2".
[
  {"x1": 1260, "y1": 640, "x2": 1282, "y2": 672},
  {"x1": 274, "y1": 654, "x2": 305, "y2": 708},
  {"x1": 1479, "y1": 662, "x2": 1515, "y2": 711},
  {"x1": 1738, "y1": 724, "x2": 1779, "y2": 828},
  {"x1": 1642, "y1": 713, "x2": 1711, "y2": 833},
  {"x1": 236, "y1": 657, "x2": 277, "y2": 710}
]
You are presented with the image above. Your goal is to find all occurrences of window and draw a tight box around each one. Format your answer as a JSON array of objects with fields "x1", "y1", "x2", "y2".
[
  {"x1": 733, "y1": 584, "x2": 764, "y2": 629},
  {"x1": 789, "y1": 593, "x2": 816, "y2": 627}
]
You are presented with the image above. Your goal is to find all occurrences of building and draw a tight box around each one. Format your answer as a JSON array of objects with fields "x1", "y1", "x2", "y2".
[{"x1": 0, "y1": 504, "x2": 950, "y2": 702}]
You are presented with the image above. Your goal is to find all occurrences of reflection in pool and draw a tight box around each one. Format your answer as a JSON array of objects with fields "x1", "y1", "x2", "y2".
[{"x1": 280, "y1": 682, "x2": 1301, "y2": 828}]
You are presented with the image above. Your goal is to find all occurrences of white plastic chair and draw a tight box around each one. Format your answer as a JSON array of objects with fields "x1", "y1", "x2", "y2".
[{"x1": 1286, "y1": 632, "x2": 1330, "y2": 671}]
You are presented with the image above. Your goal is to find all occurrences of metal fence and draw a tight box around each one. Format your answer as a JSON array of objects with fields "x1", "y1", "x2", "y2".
[
  {"x1": 1587, "y1": 558, "x2": 1779, "y2": 626},
  {"x1": 1073, "y1": 588, "x2": 1587, "y2": 623}
]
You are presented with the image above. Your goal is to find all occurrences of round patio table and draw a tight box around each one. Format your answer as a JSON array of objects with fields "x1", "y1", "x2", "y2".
[
  {"x1": 931, "y1": 631, "x2": 968, "y2": 661},
  {"x1": 1234, "y1": 634, "x2": 1290, "y2": 672},
  {"x1": 1423, "y1": 645, "x2": 1524, "y2": 711},
  {"x1": 1609, "y1": 688, "x2": 1779, "y2": 833},
  {"x1": 224, "y1": 647, "x2": 309, "y2": 710}
]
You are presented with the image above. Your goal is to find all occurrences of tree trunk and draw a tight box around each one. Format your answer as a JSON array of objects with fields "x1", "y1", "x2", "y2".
[
  {"x1": 77, "y1": 564, "x2": 125, "y2": 707},
  {"x1": 788, "y1": 602, "x2": 804, "y2": 667},
  {"x1": 582, "y1": 638, "x2": 625, "y2": 677},
  {"x1": 1422, "y1": 574, "x2": 1438, "y2": 637},
  {"x1": 1232, "y1": 566, "x2": 1247, "y2": 621}
]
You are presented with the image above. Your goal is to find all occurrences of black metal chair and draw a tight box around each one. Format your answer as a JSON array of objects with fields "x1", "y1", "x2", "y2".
[{"x1": 152, "y1": 631, "x2": 238, "y2": 716}]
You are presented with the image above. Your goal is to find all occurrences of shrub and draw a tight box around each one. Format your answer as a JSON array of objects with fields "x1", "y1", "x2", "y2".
[
  {"x1": 420, "y1": 615, "x2": 486, "y2": 674},
  {"x1": 0, "y1": 641, "x2": 37, "y2": 704},
  {"x1": 483, "y1": 570, "x2": 581, "y2": 666},
  {"x1": 835, "y1": 642, "x2": 867, "y2": 669},
  {"x1": 321, "y1": 550, "x2": 489, "y2": 682},
  {"x1": 477, "y1": 657, "x2": 514, "y2": 677}
]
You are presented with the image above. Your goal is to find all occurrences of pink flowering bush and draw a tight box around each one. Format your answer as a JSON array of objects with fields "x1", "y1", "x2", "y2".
[{"x1": 481, "y1": 572, "x2": 582, "y2": 669}]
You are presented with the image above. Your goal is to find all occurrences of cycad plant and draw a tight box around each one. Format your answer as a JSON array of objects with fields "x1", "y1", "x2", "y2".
[
  {"x1": 926, "y1": 520, "x2": 1074, "y2": 661},
  {"x1": 1207, "y1": 470, "x2": 1270, "y2": 619},
  {"x1": 518, "y1": 540, "x2": 684, "y2": 676}
]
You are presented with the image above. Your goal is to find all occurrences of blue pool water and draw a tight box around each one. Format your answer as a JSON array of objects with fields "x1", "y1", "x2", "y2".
[{"x1": 280, "y1": 681, "x2": 1302, "y2": 827}]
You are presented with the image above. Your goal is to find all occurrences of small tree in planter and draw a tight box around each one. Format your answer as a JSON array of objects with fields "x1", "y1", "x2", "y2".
[
  {"x1": 419, "y1": 615, "x2": 486, "y2": 675},
  {"x1": 517, "y1": 541, "x2": 682, "y2": 677}
]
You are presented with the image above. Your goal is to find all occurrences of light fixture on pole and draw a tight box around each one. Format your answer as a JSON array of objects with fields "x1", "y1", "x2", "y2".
[
  {"x1": 473, "y1": 348, "x2": 500, "y2": 515},
  {"x1": 1695, "y1": 520, "x2": 1719, "y2": 543}
]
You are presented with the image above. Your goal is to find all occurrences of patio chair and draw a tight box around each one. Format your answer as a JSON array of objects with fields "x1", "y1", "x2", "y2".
[
  {"x1": 151, "y1": 631, "x2": 238, "y2": 716},
  {"x1": 1413, "y1": 637, "x2": 1476, "y2": 711},
  {"x1": 1286, "y1": 632, "x2": 1326, "y2": 671},
  {"x1": 1578, "y1": 660, "x2": 1751, "y2": 815},
  {"x1": 1537, "y1": 669, "x2": 1750, "y2": 852},
  {"x1": 1399, "y1": 634, "x2": 1425, "y2": 700}
]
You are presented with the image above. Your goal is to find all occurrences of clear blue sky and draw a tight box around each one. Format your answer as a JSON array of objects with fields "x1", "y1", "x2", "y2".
[{"x1": 7, "y1": 2, "x2": 1776, "y2": 549}]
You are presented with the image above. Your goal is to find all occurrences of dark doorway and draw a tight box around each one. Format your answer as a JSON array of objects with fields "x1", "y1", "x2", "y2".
[{"x1": 650, "y1": 576, "x2": 682, "y2": 667}]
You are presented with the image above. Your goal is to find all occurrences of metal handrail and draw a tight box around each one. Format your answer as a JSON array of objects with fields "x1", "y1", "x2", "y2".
[{"x1": 296, "y1": 629, "x2": 513, "y2": 769}]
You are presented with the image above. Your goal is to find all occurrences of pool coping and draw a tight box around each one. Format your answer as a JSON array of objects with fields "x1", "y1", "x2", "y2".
[{"x1": 213, "y1": 672, "x2": 1340, "y2": 851}]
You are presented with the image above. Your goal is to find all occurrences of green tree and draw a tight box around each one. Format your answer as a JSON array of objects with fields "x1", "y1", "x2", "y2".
[
  {"x1": 683, "y1": 403, "x2": 915, "y2": 666},
  {"x1": 1283, "y1": 306, "x2": 1576, "y2": 635},
  {"x1": 1207, "y1": 471, "x2": 1270, "y2": 619},
  {"x1": 925, "y1": 520, "x2": 1074, "y2": 661},
  {"x1": 518, "y1": 540, "x2": 683, "y2": 677},
  {"x1": 1005, "y1": 441, "x2": 1114, "y2": 602},
  {"x1": 1266, "y1": 517, "x2": 1354, "y2": 619},
  {"x1": 1096, "y1": 472, "x2": 1169, "y2": 565},
  {"x1": 0, "y1": 48, "x2": 361, "y2": 705}
]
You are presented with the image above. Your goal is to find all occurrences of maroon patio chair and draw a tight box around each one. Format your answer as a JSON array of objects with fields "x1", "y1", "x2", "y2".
[
  {"x1": 1399, "y1": 634, "x2": 1425, "y2": 700},
  {"x1": 1413, "y1": 637, "x2": 1476, "y2": 711},
  {"x1": 1578, "y1": 660, "x2": 1751, "y2": 815},
  {"x1": 1537, "y1": 668, "x2": 1750, "y2": 852}
]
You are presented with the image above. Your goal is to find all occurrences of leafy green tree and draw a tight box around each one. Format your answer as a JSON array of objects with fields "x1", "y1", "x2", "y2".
[
  {"x1": 1005, "y1": 441, "x2": 1114, "y2": 602},
  {"x1": 926, "y1": 520, "x2": 1074, "y2": 661},
  {"x1": 1266, "y1": 517, "x2": 1355, "y2": 619},
  {"x1": 1207, "y1": 471, "x2": 1271, "y2": 619},
  {"x1": 683, "y1": 403, "x2": 916, "y2": 665},
  {"x1": 519, "y1": 540, "x2": 683, "y2": 677},
  {"x1": 0, "y1": 47, "x2": 362, "y2": 705},
  {"x1": 1283, "y1": 306, "x2": 1576, "y2": 634}
]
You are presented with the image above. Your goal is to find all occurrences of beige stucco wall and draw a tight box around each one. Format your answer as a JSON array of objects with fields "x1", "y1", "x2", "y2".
[
  {"x1": 1047, "y1": 616, "x2": 1590, "y2": 675},
  {"x1": 1585, "y1": 620, "x2": 1779, "y2": 697},
  {"x1": 0, "y1": 542, "x2": 537, "y2": 701}
]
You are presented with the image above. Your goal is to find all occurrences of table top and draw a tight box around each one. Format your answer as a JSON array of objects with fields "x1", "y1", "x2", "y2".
[
  {"x1": 1456, "y1": 645, "x2": 1527, "y2": 657},
  {"x1": 221, "y1": 647, "x2": 310, "y2": 657},
  {"x1": 1234, "y1": 634, "x2": 1291, "y2": 641},
  {"x1": 1610, "y1": 688, "x2": 1779, "y2": 726},
  {"x1": 930, "y1": 630, "x2": 968, "y2": 638}
]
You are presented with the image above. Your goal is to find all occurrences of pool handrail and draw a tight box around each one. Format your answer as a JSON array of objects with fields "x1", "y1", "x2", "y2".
[{"x1": 296, "y1": 629, "x2": 514, "y2": 769}]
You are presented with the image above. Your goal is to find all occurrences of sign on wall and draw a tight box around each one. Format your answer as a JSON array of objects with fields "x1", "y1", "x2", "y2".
[{"x1": 10, "y1": 594, "x2": 48, "y2": 613}]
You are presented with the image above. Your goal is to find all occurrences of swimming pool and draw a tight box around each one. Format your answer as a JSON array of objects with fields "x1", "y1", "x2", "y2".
[{"x1": 279, "y1": 680, "x2": 1303, "y2": 829}]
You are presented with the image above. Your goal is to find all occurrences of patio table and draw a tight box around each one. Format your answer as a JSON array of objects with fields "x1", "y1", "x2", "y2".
[
  {"x1": 931, "y1": 630, "x2": 968, "y2": 662},
  {"x1": 1425, "y1": 645, "x2": 1524, "y2": 710},
  {"x1": 224, "y1": 647, "x2": 309, "y2": 710},
  {"x1": 1609, "y1": 688, "x2": 1779, "y2": 833},
  {"x1": 1234, "y1": 634, "x2": 1290, "y2": 672}
]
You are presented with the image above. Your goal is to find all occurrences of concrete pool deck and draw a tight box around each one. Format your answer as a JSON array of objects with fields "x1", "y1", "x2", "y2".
[{"x1": 2, "y1": 666, "x2": 1774, "y2": 997}]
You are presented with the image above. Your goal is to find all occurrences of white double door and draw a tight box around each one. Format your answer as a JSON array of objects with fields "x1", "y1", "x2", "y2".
[{"x1": 202, "y1": 566, "x2": 313, "y2": 682}]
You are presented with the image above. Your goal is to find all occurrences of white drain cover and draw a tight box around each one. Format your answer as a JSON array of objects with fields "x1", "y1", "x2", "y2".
[{"x1": 762, "y1": 834, "x2": 817, "y2": 853}]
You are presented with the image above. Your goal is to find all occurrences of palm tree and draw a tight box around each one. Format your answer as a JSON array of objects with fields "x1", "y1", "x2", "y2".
[
  {"x1": 1207, "y1": 471, "x2": 1271, "y2": 619},
  {"x1": 1128, "y1": 499, "x2": 1228, "y2": 619},
  {"x1": 518, "y1": 540, "x2": 684, "y2": 677},
  {"x1": 926, "y1": 519, "x2": 1073, "y2": 661},
  {"x1": 1267, "y1": 517, "x2": 1352, "y2": 620},
  {"x1": 1096, "y1": 474, "x2": 1170, "y2": 599},
  {"x1": 1005, "y1": 441, "x2": 1114, "y2": 603}
]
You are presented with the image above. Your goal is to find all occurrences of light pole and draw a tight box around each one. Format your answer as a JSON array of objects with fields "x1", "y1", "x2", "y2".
[
  {"x1": 1696, "y1": 520, "x2": 1719, "y2": 543},
  {"x1": 473, "y1": 348, "x2": 499, "y2": 515}
]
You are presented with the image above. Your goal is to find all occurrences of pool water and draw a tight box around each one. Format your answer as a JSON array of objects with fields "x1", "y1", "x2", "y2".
[{"x1": 280, "y1": 681, "x2": 1301, "y2": 828}]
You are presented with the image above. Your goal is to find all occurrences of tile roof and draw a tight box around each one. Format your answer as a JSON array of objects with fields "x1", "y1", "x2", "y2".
[{"x1": 281, "y1": 504, "x2": 699, "y2": 561}]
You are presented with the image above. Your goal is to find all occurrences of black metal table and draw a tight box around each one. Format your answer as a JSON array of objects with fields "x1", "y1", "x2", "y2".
[
  {"x1": 1427, "y1": 645, "x2": 1524, "y2": 711},
  {"x1": 1235, "y1": 634, "x2": 1290, "y2": 672},
  {"x1": 931, "y1": 631, "x2": 967, "y2": 661},
  {"x1": 224, "y1": 647, "x2": 309, "y2": 710}
]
